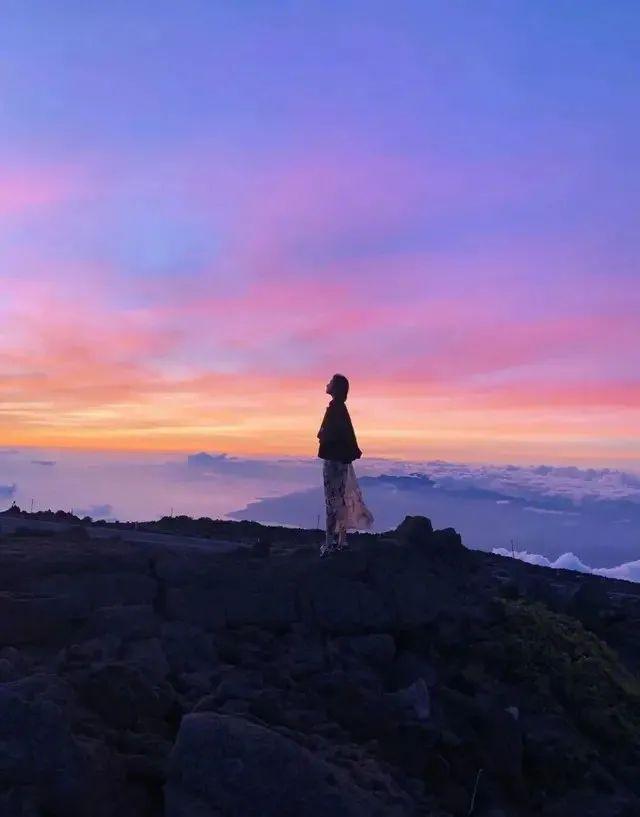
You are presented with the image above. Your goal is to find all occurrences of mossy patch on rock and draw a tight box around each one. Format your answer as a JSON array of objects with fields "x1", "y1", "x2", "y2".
[{"x1": 497, "y1": 599, "x2": 640, "y2": 754}]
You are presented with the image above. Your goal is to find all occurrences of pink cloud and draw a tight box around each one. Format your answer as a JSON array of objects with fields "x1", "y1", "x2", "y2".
[
  {"x1": 1, "y1": 145, "x2": 638, "y2": 459},
  {"x1": 475, "y1": 379, "x2": 640, "y2": 411},
  {"x1": 166, "y1": 270, "x2": 638, "y2": 381},
  {"x1": 0, "y1": 165, "x2": 86, "y2": 219},
  {"x1": 0, "y1": 275, "x2": 181, "y2": 409}
]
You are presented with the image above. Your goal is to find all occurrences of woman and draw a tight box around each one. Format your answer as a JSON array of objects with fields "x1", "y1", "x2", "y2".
[{"x1": 317, "y1": 374, "x2": 374, "y2": 556}]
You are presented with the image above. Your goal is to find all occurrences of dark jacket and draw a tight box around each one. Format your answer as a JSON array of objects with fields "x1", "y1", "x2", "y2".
[{"x1": 317, "y1": 399, "x2": 362, "y2": 464}]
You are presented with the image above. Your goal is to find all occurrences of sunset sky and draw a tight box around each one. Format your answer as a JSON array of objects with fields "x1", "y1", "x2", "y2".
[{"x1": 1, "y1": 2, "x2": 639, "y2": 466}]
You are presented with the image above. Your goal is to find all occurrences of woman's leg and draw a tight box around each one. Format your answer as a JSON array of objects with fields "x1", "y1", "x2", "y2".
[
  {"x1": 322, "y1": 460, "x2": 351, "y2": 554},
  {"x1": 325, "y1": 509, "x2": 337, "y2": 549},
  {"x1": 322, "y1": 460, "x2": 338, "y2": 553}
]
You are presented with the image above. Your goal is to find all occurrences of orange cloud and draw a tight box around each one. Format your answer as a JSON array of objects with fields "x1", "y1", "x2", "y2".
[{"x1": 1, "y1": 243, "x2": 638, "y2": 465}]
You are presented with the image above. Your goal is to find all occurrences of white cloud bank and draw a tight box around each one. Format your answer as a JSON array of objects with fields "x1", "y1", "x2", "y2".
[
  {"x1": 492, "y1": 548, "x2": 640, "y2": 583},
  {"x1": 390, "y1": 460, "x2": 640, "y2": 505}
]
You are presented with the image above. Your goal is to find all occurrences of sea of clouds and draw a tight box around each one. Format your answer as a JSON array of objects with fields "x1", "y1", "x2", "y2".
[
  {"x1": 382, "y1": 459, "x2": 640, "y2": 505},
  {"x1": 2, "y1": 447, "x2": 639, "y2": 578},
  {"x1": 492, "y1": 548, "x2": 640, "y2": 583}
]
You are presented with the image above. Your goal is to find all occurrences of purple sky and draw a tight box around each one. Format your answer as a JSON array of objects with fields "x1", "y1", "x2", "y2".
[{"x1": 1, "y1": 2, "x2": 639, "y2": 464}]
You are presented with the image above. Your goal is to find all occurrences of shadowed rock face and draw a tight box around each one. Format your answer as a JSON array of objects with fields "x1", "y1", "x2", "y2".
[
  {"x1": 0, "y1": 515, "x2": 639, "y2": 817},
  {"x1": 166, "y1": 712, "x2": 408, "y2": 817}
]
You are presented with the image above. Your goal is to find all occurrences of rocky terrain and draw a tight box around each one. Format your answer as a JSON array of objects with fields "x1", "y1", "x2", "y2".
[{"x1": 0, "y1": 509, "x2": 639, "y2": 817}]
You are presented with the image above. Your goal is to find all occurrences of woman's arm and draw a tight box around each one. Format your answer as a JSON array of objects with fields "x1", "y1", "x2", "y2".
[{"x1": 318, "y1": 404, "x2": 340, "y2": 442}]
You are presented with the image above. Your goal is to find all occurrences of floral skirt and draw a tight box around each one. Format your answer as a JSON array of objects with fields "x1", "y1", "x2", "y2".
[{"x1": 323, "y1": 460, "x2": 374, "y2": 535}]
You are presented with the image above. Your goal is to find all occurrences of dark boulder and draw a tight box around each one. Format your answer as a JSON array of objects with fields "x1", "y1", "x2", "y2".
[
  {"x1": 85, "y1": 605, "x2": 159, "y2": 641},
  {"x1": 395, "y1": 516, "x2": 434, "y2": 545},
  {"x1": 396, "y1": 517, "x2": 464, "y2": 555},
  {"x1": 78, "y1": 664, "x2": 173, "y2": 732},
  {"x1": 332, "y1": 634, "x2": 396, "y2": 668},
  {"x1": 161, "y1": 621, "x2": 218, "y2": 676},
  {"x1": 391, "y1": 651, "x2": 437, "y2": 690},
  {"x1": 165, "y1": 712, "x2": 411, "y2": 817},
  {"x1": 0, "y1": 593, "x2": 79, "y2": 646},
  {"x1": 430, "y1": 527, "x2": 464, "y2": 551},
  {"x1": 0, "y1": 687, "x2": 91, "y2": 816}
]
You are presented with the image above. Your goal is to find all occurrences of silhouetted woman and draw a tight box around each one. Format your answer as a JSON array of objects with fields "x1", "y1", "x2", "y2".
[{"x1": 317, "y1": 374, "x2": 373, "y2": 556}]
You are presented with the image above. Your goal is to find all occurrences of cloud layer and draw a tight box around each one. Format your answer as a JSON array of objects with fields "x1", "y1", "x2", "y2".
[{"x1": 492, "y1": 549, "x2": 640, "y2": 584}]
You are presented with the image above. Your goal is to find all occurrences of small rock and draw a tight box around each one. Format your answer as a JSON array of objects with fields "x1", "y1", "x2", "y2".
[
  {"x1": 391, "y1": 651, "x2": 437, "y2": 690},
  {"x1": 122, "y1": 637, "x2": 170, "y2": 683},
  {"x1": 0, "y1": 657, "x2": 17, "y2": 682},
  {"x1": 387, "y1": 678, "x2": 431, "y2": 722},
  {"x1": 79, "y1": 663, "x2": 172, "y2": 731},
  {"x1": 161, "y1": 621, "x2": 218, "y2": 675},
  {"x1": 176, "y1": 671, "x2": 216, "y2": 699},
  {"x1": 215, "y1": 669, "x2": 264, "y2": 702},
  {"x1": 57, "y1": 635, "x2": 122, "y2": 672},
  {"x1": 505, "y1": 706, "x2": 519, "y2": 721},
  {"x1": 218, "y1": 698, "x2": 252, "y2": 716},
  {"x1": 86, "y1": 604, "x2": 159, "y2": 641},
  {"x1": 335, "y1": 634, "x2": 396, "y2": 668}
]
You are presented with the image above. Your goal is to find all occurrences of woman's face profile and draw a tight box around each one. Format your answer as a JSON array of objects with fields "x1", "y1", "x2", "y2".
[{"x1": 326, "y1": 377, "x2": 335, "y2": 396}]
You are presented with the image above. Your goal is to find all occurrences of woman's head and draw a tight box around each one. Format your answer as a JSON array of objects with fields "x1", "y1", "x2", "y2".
[{"x1": 326, "y1": 373, "x2": 349, "y2": 401}]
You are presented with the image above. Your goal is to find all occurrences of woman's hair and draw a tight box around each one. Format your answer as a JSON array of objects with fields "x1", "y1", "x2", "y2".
[{"x1": 331, "y1": 373, "x2": 349, "y2": 401}]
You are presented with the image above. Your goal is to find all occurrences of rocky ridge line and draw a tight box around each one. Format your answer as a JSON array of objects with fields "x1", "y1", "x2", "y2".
[{"x1": 0, "y1": 513, "x2": 639, "y2": 816}]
